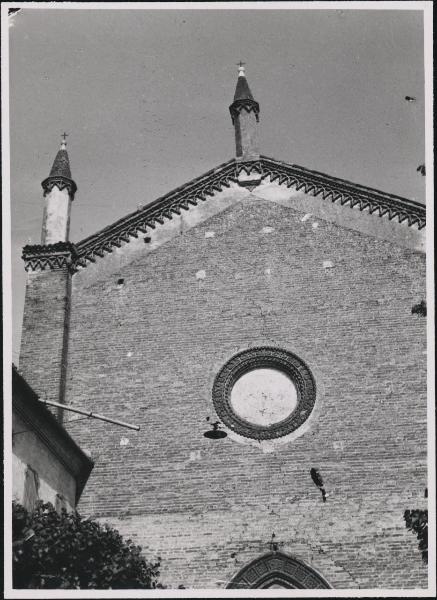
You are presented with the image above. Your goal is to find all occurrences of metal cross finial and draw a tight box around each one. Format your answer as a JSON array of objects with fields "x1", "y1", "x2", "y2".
[
  {"x1": 61, "y1": 132, "x2": 68, "y2": 149},
  {"x1": 236, "y1": 61, "x2": 246, "y2": 76}
]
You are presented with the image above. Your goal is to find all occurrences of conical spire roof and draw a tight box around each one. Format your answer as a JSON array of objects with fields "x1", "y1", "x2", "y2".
[
  {"x1": 233, "y1": 71, "x2": 255, "y2": 102},
  {"x1": 229, "y1": 63, "x2": 260, "y2": 127},
  {"x1": 49, "y1": 148, "x2": 72, "y2": 179},
  {"x1": 41, "y1": 134, "x2": 77, "y2": 197}
]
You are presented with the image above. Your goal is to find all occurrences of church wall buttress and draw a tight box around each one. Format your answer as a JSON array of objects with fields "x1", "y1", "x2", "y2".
[{"x1": 19, "y1": 268, "x2": 72, "y2": 421}]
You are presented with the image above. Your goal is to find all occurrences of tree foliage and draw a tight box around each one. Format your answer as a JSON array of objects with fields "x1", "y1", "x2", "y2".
[
  {"x1": 404, "y1": 509, "x2": 428, "y2": 564},
  {"x1": 13, "y1": 501, "x2": 160, "y2": 589}
]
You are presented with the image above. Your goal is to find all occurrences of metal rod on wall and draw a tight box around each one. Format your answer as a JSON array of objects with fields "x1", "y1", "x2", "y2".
[{"x1": 38, "y1": 399, "x2": 140, "y2": 431}]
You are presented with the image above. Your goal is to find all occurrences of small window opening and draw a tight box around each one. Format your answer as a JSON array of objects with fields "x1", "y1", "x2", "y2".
[{"x1": 117, "y1": 278, "x2": 124, "y2": 286}]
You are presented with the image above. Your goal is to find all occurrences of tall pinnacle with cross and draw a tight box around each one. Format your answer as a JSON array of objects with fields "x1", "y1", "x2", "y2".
[
  {"x1": 229, "y1": 62, "x2": 260, "y2": 162},
  {"x1": 40, "y1": 133, "x2": 77, "y2": 244},
  {"x1": 47, "y1": 132, "x2": 73, "y2": 179}
]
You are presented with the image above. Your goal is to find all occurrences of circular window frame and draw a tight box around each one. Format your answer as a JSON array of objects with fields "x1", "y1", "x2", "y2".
[{"x1": 212, "y1": 347, "x2": 316, "y2": 440}]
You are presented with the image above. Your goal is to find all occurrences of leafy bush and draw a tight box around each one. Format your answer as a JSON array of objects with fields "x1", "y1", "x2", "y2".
[
  {"x1": 404, "y1": 509, "x2": 428, "y2": 564},
  {"x1": 12, "y1": 501, "x2": 161, "y2": 589}
]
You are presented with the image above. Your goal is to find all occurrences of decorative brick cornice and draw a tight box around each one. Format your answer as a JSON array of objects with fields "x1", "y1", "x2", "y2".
[
  {"x1": 229, "y1": 98, "x2": 260, "y2": 124},
  {"x1": 260, "y1": 156, "x2": 426, "y2": 229},
  {"x1": 235, "y1": 160, "x2": 263, "y2": 189},
  {"x1": 70, "y1": 156, "x2": 425, "y2": 270},
  {"x1": 236, "y1": 160, "x2": 263, "y2": 176},
  {"x1": 22, "y1": 241, "x2": 78, "y2": 272},
  {"x1": 41, "y1": 175, "x2": 77, "y2": 197},
  {"x1": 75, "y1": 159, "x2": 238, "y2": 267}
]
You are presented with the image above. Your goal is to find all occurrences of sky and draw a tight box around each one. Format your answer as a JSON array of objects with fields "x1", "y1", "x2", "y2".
[{"x1": 8, "y1": 5, "x2": 426, "y2": 361}]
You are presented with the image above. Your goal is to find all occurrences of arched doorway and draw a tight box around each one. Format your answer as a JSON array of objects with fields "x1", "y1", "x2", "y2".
[{"x1": 227, "y1": 552, "x2": 332, "y2": 589}]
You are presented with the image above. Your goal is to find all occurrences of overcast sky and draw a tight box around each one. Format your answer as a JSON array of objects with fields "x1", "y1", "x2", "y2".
[{"x1": 8, "y1": 6, "x2": 426, "y2": 360}]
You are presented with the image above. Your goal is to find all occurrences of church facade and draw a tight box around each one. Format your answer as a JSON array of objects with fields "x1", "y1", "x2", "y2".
[{"x1": 18, "y1": 67, "x2": 427, "y2": 589}]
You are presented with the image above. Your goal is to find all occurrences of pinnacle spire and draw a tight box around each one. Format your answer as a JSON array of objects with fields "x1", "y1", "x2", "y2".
[
  {"x1": 229, "y1": 63, "x2": 260, "y2": 162},
  {"x1": 49, "y1": 133, "x2": 72, "y2": 179},
  {"x1": 40, "y1": 135, "x2": 77, "y2": 244},
  {"x1": 233, "y1": 61, "x2": 255, "y2": 102},
  {"x1": 41, "y1": 134, "x2": 77, "y2": 197}
]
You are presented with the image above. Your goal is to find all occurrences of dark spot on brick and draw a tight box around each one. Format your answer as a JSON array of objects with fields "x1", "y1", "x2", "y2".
[{"x1": 412, "y1": 300, "x2": 426, "y2": 316}]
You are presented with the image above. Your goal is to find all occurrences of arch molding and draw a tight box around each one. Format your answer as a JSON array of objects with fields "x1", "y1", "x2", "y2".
[{"x1": 227, "y1": 552, "x2": 332, "y2": 589}]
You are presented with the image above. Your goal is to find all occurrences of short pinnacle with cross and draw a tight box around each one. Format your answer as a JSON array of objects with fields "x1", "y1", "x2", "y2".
[
  {"x1": 61, "y1": 132, "x2": 69, "y2": 150},
  {"x1": 236, "y1": 61, "x2": 246, "y2": 77}
]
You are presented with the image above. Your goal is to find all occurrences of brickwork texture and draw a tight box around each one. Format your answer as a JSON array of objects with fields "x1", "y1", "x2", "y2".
[
  {"x1": 21, "y1": 194, "x2": 427, "y2": 589},
  {"x1": 20, "y1": 268, "x2": 71, "y2": 421}
]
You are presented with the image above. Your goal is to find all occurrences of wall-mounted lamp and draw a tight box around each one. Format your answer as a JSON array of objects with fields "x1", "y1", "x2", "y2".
[{"x1": 203, "y1": 421, "x2": 227, "y2": 439}]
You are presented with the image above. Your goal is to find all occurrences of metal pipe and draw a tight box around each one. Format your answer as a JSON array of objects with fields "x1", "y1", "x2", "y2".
[{"x1": 38, "y1": 399, "x2": 140, "y2": 431}]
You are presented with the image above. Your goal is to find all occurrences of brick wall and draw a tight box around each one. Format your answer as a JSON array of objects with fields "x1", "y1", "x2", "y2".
[
  {"x1": 20, "y1": 268, "x2": 71, "y2": 420},
  {"x1": 59, "y1": 196, "x2": 426, "y2": 588}
]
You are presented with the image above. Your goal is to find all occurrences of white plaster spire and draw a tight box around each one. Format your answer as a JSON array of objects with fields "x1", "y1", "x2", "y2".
[
  {"x1": 40, "y1": 135, "x2": 77, "y2": 244},
  {"x1": 237, "y1": 60, "x2": 246, "y2": 77}
]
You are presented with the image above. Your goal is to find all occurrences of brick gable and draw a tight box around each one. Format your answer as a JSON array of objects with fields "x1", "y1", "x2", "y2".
[{"x1": 58, "y1": 197, "x2": 427, "y2": 588}]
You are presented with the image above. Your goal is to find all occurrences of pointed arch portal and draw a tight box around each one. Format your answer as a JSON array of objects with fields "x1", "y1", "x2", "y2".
[{"x1": 227, "y1": 552, "x2": 332, "y2": 589}]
